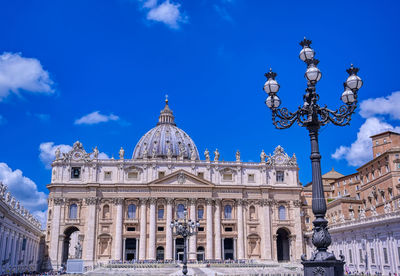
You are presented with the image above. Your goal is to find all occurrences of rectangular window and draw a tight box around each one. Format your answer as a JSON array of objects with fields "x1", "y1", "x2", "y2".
[
  {"x1": 104, "y1": 171, "x2": 112, "y2": 180},
  {"x1": 276, "y1": 171, "x2": 284, "y2": 183},
  {"x1": 22, "y1": 238, "x2": 27, "y2": 251},
  {"x1": 225, "y1": 227, "x2": 233, "y2": 232},
  {"x1": 71, "y1": 167, "x2": 81, "y2": 179},
  {"x1": 157, "y1": 227, "x2": 164, "y2": 232},
  {"x1": 158, "y1": 208, "x2": 164, "y2": 219},
  {"x1": 197, "y1": 208, "x2": 204, "y2": 219},
  {"x1": 383, "y1": 248, "x2": 388, "y2": 264},
  {"x1": 198, "y1": 227, "x2": 204, "y2": 232},
  {"x1": 337, "y1": 182, "x2": 340, "y2": 187},
  {"x1": 158, "y1": 171, "x2": 165, "y2": 178},
  {"x1": 356, "y1": 193, "x2": 360, "y2": 200},
  {"x1": 223, "y1": 173, "x2": 233, "y2": 181},
  {"x1": 370, "y1": 248, "x2": 375, "y2": 264},
  {"x1": 349, "y1": 249, "x2": 353, "y2": 263},
  {"x1": 128, "y1": 171, "x2": 138, "y2": 179},
  {"x1": 197, "y1": 172, "x2": 204, "y2": 179},
  {"x1": 248, "y1": 174, "x2": 255, "y2": 182},
  {"x1": 127, "y1": 227, "x2": 136, "y2": 232},
  {"x1": 359, "y1": 249, "x2": 363, "y2": 263}
]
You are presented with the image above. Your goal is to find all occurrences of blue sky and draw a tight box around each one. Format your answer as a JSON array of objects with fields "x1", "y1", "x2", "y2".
[{"x1": 0, "y1": 0, "x2": 399, "y2": 225}]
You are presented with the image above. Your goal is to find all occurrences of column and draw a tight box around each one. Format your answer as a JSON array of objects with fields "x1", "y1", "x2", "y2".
[
  {"x1": 236, "y1": 199, "x2": 245, "y2": 260},
  {"x1": 214, "y1": 199, "x2": 222, "y2": 260},
  {"x1": 114, "y1": 198, "x2": 124, "y2": 261},
  {"x1": 261, "y1": 200, "x2": 272, "y2": 259},
  {"x1": 0, "y1": 227, "x2": 7, "y2": 263},
  {"x1": 84, "y1": 197, "x2": 98, "y2": 263},
  {"x1": 189, "y1": 199, "x2": 197, "y2": 260},
  {"x1": 148, "y1": 198, "x2": 157, "y2": 260},
  {"x1": 206, "y1": 198, "x2": 213, "y2": 260},
  {"x1": 135, "y1": 238, "x2": 139, "y2": 261},
  {"x1": 233, "y1": 238, "x2": 237, "y2": 260},
  {"x1": 139, "y1": 198, "x2": 147, "y2": 260},
  {"x1": 49, "y1": 199, "x2": 62, "y2": 268},
  {"x1": 165, "y1": 199, "x2": 173, "y2": 260},
  {"x1": 122, "y1": 238, "x2": 126, "y2": 262},
  {"x1": 173, "y1": 238, "x2": 176, "y2": 260},
  {"x1": 221, "y1": 238, "x2": 225, "y2": 260}
]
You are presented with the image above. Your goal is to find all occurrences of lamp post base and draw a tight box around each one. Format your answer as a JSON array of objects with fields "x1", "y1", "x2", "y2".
[{"x1": 302, "y1": 259, "x2": 345, "y2": 276}]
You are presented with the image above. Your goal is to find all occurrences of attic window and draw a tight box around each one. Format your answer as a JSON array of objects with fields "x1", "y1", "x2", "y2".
[
  {"x1": 158, "y1": 171, "x2": 165, "y2": 178},
  {"x1": 71, "y1": 167, "x2": 81, "y2": 179},
  {"x1": 248, "y1": 174, "x2": 255, "y2": 182},
  {"x1": 223, "y1": 173, "x2": 233, "y2": 181},
  {"x1": 128, "y1": 171, "x2": 139, "y2": 179},
  {"x1": 197, "y1": 172, "x2": 204, "y2": 179},
  {"x1": 104, "y1": 171, "x2": 112, "y2": 180}
]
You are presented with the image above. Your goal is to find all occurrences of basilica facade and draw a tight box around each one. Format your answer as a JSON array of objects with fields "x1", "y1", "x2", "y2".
[{"x1": 46, "y1": 100, "x2": 304, "y2": 269}]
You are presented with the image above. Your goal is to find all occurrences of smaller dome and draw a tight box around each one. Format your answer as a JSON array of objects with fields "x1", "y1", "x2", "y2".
[{"x1": 132, "y1": 98, "x2": 200, "y2": 160}]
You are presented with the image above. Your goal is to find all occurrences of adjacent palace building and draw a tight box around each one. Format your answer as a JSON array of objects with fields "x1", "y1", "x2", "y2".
[{"x1": 46, "y1": 100, "x2": 304, "y2": 269}]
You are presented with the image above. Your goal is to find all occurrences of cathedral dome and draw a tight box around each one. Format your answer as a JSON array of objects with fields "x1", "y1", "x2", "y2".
[{"x1": 132, "y1": 99, "x2": 200, "y2": 160}]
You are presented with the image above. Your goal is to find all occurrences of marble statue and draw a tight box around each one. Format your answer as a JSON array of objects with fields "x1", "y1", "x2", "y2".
[
  {"x1": 339, "y1": 214, "x2": 345, "y2": 223},
  {"x1": 260, "y1": 150, "x2": 267, "y2": 162},
  {"x1": 142, "y1": 143, "x2": 148, "y2": 158},
  {"x1": 190, "y1": 148, "x2": 196, "y2": 161},
  {"x1": 93, "y1": 146, "x2": 99, "y2": 159},
  {"x1": 167, "y1": 145, "x2": 172, "y2": 158},
  {"x1": 55, "y1": 147, "x2": 61, "y2": 160},
  {"x1": 214, "y1": 149, "x2": 220, "y2": 162},
  {"x1": 74, "y1": 241, "x2": 82, "y2": 259},
  {"x1": 152, "y1": 146, "x2": 157, "y2": 159},
  {"x1": 371, "y1": 205, "x2": 377, "y2": 216},
  {"x1": 359, "y1": 208, "x2": 366, "y2": 219},
  {"x1": 119, "y1": 147, "x2": 125, "y2": 159},
  {"x1": 350, "y1": 210, "x2": 355, "y2": 220},
  {"x1": 236, "y1": 150, "x2": 240, "y2": 162},
  {"x1": 204, "y1": 149, "x2": 210, "y2": 162},
  {"x1": 384, "y1": 202, "x2": 392, "y2": 214}
]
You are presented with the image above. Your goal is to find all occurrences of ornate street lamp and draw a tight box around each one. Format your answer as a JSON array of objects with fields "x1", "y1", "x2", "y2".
[
  {"x1": 263, "y1": 38, "x2": 362, "y2": 275},
  {"x1": 170, "y1": 208, "x2": 200, "y2": 275}
]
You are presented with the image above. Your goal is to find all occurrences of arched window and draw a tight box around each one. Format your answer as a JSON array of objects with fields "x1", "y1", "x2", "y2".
[
  {"x1": 249, "y1": 205, "x2": 256, "y2": 220},
  {"x1": 197, "y1": 205, "x2": 204, "y2": 219},
  {"x1": 48, "y1": 210, "x2": 52, "y2": 220},
  {"x1": 224, "y1": 205, "x2": 232, "y2": 219},
  {"x1": 103, "y1": 204, "x2": 110, "y2": 219},
  {"x1": 278, "y1": 206, "x2": 286, "y2": 220},
  {"x1": 158, "y1": 205, "x2": 164, "y2": 219},
  {"x1": 69, "y1": 204, "x2": 78, "y2": 219},
  {"x1": 127, "y1": 204, "x2": 136, "y2": 219},
  {"x1": 177, "y1": 204, "x2": 185, "y2": 219}
]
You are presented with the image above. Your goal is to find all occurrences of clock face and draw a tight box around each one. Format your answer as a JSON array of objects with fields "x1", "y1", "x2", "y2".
[
  {"x1": 73, "y1": 151, "x2": 83, "y2": 160},
  {"x1": 275, "y1": 155, "x2": 285, "y2": 164}
]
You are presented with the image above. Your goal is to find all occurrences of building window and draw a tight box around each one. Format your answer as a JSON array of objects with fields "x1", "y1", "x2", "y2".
[
  {"x1": 71, "y1": 167, "x2": 81, "y2": 179},
  {"x1": 177, "y1": 204, "x2": 185, "y2": 219},
  {"x1": 370, "y1": 248, "x2": 375, "y2": 264},
  {"x1": 198, "y1": 227, "x2": 204, "y2": 232},
  {"x1": 197, "y1": 172, "x2": 204, "y2": 179},
  {"x1": 248, "y1": 174, "x2": 255, "y2": 182},
  {"x1": 104, "y1": 171, "x2": 112, "y2": 180},
  {"x1": 305, "y1": 217, "x2": 310, "y2": 223},
  {"x1": 383, "y1": 248, "x2": 388, "y2": 264},
  {"x1": 383, "y1": 138, "x2": 387, "y2": 143},
  {"x1": 386, "y1": 165, "x2": 390, "y2": 172},
  {"x1": 278, "y1": 205, "x2": 286, "y2": 220},
  {"x1": 103, "y1": 204, "x2": 110, "y2": 219},
  {"x1": 158, "y1": 171, "x2": 165, "y2": 178},
  {"x1": 158, "y1": 206, "x2": 164, "y2": 219},
  {"x1": 127, "y1": 227, "x2": 135, "y2": 232},
  {"x1": 356, "y1": 193, "x2": 360, "y2": 200},
  {"x1": 359, "y1": 249, "x2": 363, "y2": 263},
  {"x1": 349, "y1": 249, "x2": 353, "y2": 263},
  {"x1": 128, "y1": 171, "x2": 138, "y2": 179},
  {"x1": 197, "y1": 206, "x2": 204, "y2": 219},
  {"x1": 127, "y1": 204, "x2": 136, "y2": 219},
  {"x1": 249, "y1": 205, "x2": 256, "y2": 220},
  {"x1": 224, "y1": 205, "x2": 232, "y2": 219},
  {"x1": 276, "y1": 171, "x2": 284, "y2": 183},
  {"x1": 338, "y1": 191, "x2": 341, "y2": 197},
  {"x1": 337, "y1": 182, "x2": 340, "y2": 187},
  {"x1": 69, "y1": 204, "x2": 78, "y2": 219},
  {"x1": 223, "y1": 173, "x2": 233, "y2": 181},
  {"x1": 157, "y1": 226, "x2": 164, "y2": 232},
  {"x1": 225, "y1": 227, "x2": 233, "y2": 232}
]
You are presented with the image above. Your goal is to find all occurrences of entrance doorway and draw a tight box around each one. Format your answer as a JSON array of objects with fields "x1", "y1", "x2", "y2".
[
  {"x1": 61, "y1": 226, "x2": 81, "y2": 265},
  {"x1": 223, "y1": 238, "x2": 234, "y2": 260},
  {"x1": 125, "y1": 238, "x2": 137, "y2": 261},
  {"x1": 276, "y1": 228, "x2": 290, "y2": 262},
  {"x1": 156, "y1": 246, "x2": 164, "y2": 261},
  {"x1": 175, "y1": 238, "x2": 184, "y2": 261},
  {"x1": 197, "y1": 246, "x2": 205, "y2": 261}
]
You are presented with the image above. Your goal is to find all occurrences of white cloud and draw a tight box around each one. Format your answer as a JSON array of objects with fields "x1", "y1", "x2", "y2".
[
  {"x1": 74, "y1": 111, "x2": 120, "y2": 125},
  {"x1": 0, "y1": 162, "x2": 48, "y2": 218},
  {"x1": 0, "y1": 52, "x2": 54, "y2": 101},
  {"x1": 141, "y1": 0, "x2": 187, "y2": 29},
  {"x1": 39, "y1": 142, "x2": 109, "y2": 169},
  {"x1": 39, "y1": 142, "x2": 72, "y2": 169},
  {"x1": 359, "y1": 91, "x2": 400, "y2": 120}
]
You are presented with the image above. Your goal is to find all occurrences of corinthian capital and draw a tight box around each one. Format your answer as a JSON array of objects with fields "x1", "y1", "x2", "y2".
[
  {"x1": 205, "y1": 198, "x2": 214, "y2": 206},
  {"x1": 189, "y1": 198, "x2": 197, "y2": 205},
  {"x1": 139, "y1": 198, "x2": 148, "y2": 205},
  {"x1": 85, "y1": 197, "x2": 99, "y2": 205},
  {"x1": 112, "y1": 198, "x2": 124, "y2": 205},
  {"x1": 148, "y1": 197, "x2": 158, "y2": 205},
  {"x1": 166, "y1": 198, "x2": 174, "y2": 205},
  {"x1": 53, "y1": 198, "x2": 65, "y2": 206}
]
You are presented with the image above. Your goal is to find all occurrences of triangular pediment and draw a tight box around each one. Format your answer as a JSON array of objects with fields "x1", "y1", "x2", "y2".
[{"x1": 148, "y1": 169, "x2": 214, "y2": 187}]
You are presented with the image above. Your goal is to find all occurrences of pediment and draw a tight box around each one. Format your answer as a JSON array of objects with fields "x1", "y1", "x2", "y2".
[{"x1": 148, "y1": 170, "x2": 214, "y2": 187}]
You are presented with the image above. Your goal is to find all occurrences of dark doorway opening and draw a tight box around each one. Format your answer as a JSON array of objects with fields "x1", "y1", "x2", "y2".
[
  {"x1": 61, "y1": 226, "x2": 80, "y2": 265},
  {"x1": 223, "y1": 238, "x2": 234, "y2": 260},
  {"x1": 197, "y1": 246, "x2": 205, "y2": 261},
  {"x1": 276, "y1": 228, "x2": 290, "y2": 262},
  {"x1": 175, "y1": 238, "x2": 184, "y2": 261},
  {"x1": 156, "y1": 246, "x2": 164, "y2": 261},
  {"x1": 125, "y1": 238, "x2": 137, "y2": 261}
]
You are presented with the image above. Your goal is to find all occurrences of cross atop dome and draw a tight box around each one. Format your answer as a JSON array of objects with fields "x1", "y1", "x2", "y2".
[{"x1": 158, "y1": 96, "x2": 175, "y2": 125}]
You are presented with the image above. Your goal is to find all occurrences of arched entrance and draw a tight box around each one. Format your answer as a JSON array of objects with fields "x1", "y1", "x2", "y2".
[
  {"x1": 175, "y1": 238, "x2": 184, "y2": 261},
  {"x1": 156, "y1": 246, "x2": 164, "y2": 261},
  {"x1": 197, "y1": 246, "x2": 205, "y2": 261},
  {"x1": 276, "y1": 228, "x2": 290, "y2": 262},
  {"x1": 61, "y1": 226, "x2": 81, "y2": 265}
]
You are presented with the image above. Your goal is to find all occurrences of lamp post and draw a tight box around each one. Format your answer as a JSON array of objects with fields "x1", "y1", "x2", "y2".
[
  {"x1": 262, "y1": 38, "x2": 362, "y2": 275},
  {"x1": 170, "y1": 208, "x2": 200, "y2": 276}
]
